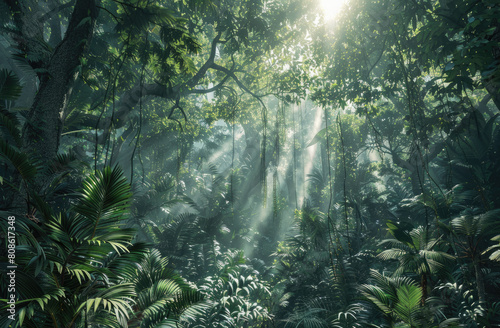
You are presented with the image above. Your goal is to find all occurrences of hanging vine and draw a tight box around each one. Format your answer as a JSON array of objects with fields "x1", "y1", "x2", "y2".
[
  {"x1": 337, "y1": 113, "x2": 353, "y2": 258},
  {"x1": 261, "y1": 103, "x2": 268, "y2": 208},
  {"x1": 324, "y1": 106, "x2": 343, "y2": 277},
  {"x1": 273, "y1": 94, "x2": 281, "y2": 221}
]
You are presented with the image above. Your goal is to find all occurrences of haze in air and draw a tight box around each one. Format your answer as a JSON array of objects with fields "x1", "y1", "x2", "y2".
[{"x1": 1, "y1": 0, "x2": 500, "y2": 327}]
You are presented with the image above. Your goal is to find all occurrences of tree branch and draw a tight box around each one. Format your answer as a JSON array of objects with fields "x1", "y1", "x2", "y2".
[
  {"x1": 190, "y1": 74, "x2": 231, "y2": 94},
  {"x1": 211, "y1": 63, "x2": 267, "y2": 109},
  {"x1": 39, "y1": 0, "x2": 76, "y2": 24}
]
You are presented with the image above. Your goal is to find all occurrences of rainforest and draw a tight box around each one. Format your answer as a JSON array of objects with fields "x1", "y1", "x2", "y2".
[{"x1": 1, "y1": 0, "x2": 500, "y2": 327}]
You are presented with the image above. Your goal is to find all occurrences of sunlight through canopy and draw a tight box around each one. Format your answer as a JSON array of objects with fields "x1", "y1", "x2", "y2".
[{"x1": 319, "y1": 0, "x2": 347, "y2": 20}]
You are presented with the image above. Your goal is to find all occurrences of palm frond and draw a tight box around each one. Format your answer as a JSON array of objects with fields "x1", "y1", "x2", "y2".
[
  {"x1": 0, "y1": 69, "x2": 22, "y2": 100},
  {"x1": 73, "y1": 166, "x2": 132, "y2": 241},
  {"x1": 0, "y1": 138, "x2": 37, "y2": 182},
  {"x1": 77, "y1": 283, "x2": 135, "y2": 322},
  {"x1": 394, "y1": 284, "x2": 422, "y2": 326}
]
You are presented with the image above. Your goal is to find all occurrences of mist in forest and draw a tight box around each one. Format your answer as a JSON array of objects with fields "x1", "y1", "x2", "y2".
[{"x1": 1, "y1": 0, "x2": 500, "y2": 327}]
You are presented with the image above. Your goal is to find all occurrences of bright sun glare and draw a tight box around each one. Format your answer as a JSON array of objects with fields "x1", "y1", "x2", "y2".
[{"x1": 319, "y1": 0, "x2": 347, "y2": 20}]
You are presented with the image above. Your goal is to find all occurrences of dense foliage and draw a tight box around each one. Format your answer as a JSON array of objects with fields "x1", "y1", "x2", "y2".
[{"x1": 1, "y1": 0, "x2": 500, "y2": 327}]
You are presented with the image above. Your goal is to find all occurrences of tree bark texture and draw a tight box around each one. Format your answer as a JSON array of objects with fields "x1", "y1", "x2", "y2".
[
  {"x1": 20, "y1": 0, "x2": 98, "y2": 165},
  {"x1": 474, "y1": 256, "x2": 486, "y2": 303},
  {"x1": 483, "y1": 26, "x2": 500, "y2": 111}
]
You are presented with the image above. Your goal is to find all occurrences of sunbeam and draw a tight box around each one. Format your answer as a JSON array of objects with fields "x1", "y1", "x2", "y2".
[
  {"x1": 302, "y1": 106, "x2": 324, "y2": 204},
  {"x1": 319, "y1": 0, "x2": 348, "y2": 20}
]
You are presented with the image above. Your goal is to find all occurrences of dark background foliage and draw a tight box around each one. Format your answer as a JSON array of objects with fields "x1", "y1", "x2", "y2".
[{"x1": 1, "y1": 0, "x2": 500, "y2": 327}]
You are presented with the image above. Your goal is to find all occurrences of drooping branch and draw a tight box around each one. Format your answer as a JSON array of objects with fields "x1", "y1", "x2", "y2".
[
  {"x1": 87, "y1": 32, "x2": 223, "y2": 134},
  {"x1": 80, "y1": 30, "x2": 270, "y2": 146},
  {"x1": 190, "y1": 74, "x2": 231, "y2": 94},
  {"x1": 76, "y1": 27, "x2": 271, "y2": 150},
  {"x1": 389, "y1": 145, "x2": 415, "y2": 172},
  {"x1": 186, "y1": 32, "x2": 221, "y2": 89},
  {"x1": 211, "y1": 63, "x2": 267, "y2": 109}
]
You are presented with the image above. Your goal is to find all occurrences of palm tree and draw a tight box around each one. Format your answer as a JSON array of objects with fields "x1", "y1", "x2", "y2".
[
  {"x1": 1, "y1": 167, "x2": 204, "y2": 327},
  {"x1": 360, "y1": 269, "x2": 460, "y2": 328},
  {"x1": 450, "y1": 208, "x2": 500, "y2": 303},
  {"x1": 1, "y1": 167, "x2": 137, "y2": 326},
  {"x1": 378, "y1": 222, "x2": 455, "y2": 300},
  {"x1": 124, "y1": 249, "x2": 207, "y2": 328},
  {"x1": 360, "y1": 269, "x2": 422, "y2": 327}
]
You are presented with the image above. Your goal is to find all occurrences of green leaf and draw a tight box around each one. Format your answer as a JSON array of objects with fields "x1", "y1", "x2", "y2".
[
  {"x1": 394, "y1": 285, "x2": 422, "y2": 325},
  {"x1": 386, "y1": 220, "x2": 414, "y2": 247},
  {"x1": 307, "y1": 127, "x2": 326, "y2": 147},
  {"x1": 0, "y1": 69, "x2": 22, "y2": 100}
]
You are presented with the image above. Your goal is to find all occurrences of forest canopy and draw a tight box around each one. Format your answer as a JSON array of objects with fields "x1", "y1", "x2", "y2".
[{"x1": 1, "y1": 0, "x2": 500, "y2": 327}]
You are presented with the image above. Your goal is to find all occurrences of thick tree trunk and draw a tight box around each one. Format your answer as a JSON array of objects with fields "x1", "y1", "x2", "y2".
[
  {"x1": 484, "y1": 81, "x2": 500, "y2": 112},
  {"x1": 21, "y1": 0, "x2": 98, "y2": 166}
]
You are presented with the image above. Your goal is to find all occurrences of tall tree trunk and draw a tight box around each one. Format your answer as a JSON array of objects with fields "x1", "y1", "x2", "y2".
[
  {"x1": 21, "y1": 0, "x2": 98, "y2": 167},
  {"x1": 484, "y1": 81, "x2": 500, "y2": 112},
  {"x1": 483, "y1": 26, "x2": 500, "y2": 111},
  {"x1": 421, "y1": 273, "x2": 428, "y2": 305},
  {"x1": 474, "y1": 256, "x2": 486, "y2": 303}
]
